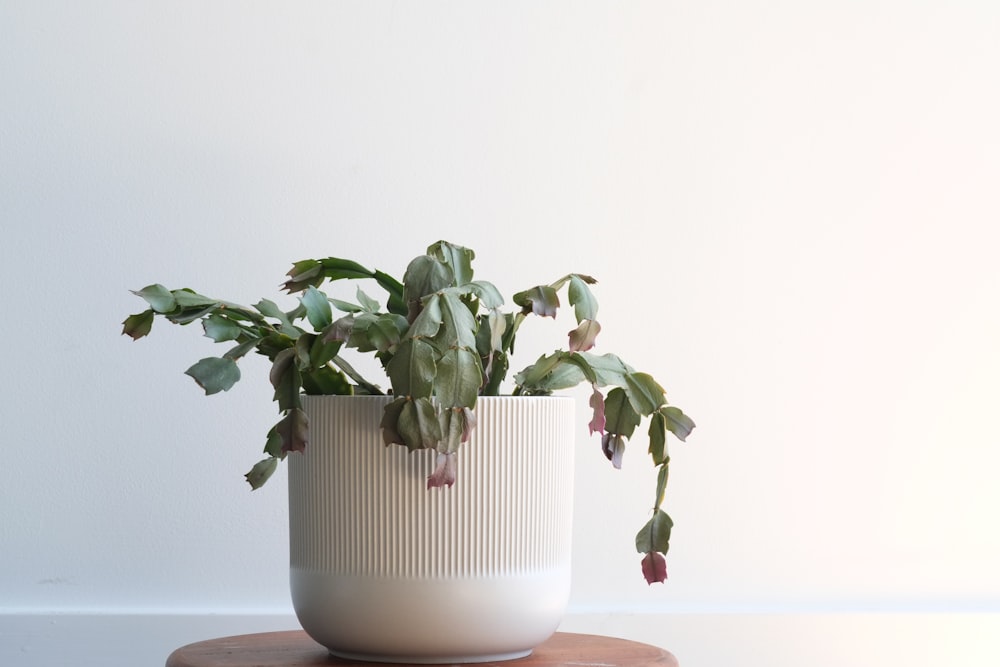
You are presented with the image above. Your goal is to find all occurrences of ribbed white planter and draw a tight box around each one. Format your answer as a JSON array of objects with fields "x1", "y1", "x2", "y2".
[{"x1": 289, "y1": 395, "x2": 575, "y2": 664}]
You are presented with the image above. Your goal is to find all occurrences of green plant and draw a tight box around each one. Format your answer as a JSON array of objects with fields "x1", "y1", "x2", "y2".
[{"x1": 122, "y1": 241, "x2": 695, "y2": 583}]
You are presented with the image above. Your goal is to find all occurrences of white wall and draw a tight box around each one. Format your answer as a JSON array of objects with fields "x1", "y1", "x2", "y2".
[{"x1": 3, "y1": 0, "x2": 1000, "y2": 621}]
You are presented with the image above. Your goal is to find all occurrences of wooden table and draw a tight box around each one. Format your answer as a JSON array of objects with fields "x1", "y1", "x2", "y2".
[{"x1": 166, "y1": 631, "x2": 679, "y2": 667}]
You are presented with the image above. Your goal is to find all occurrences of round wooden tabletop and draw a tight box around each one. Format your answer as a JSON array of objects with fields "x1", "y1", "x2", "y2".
[{"x1": 165, "y1": 631, "x2": 679, "y2": 667}]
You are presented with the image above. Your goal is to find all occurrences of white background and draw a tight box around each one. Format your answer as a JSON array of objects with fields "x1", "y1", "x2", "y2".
[{"x1": 3, "y1": 1, "x2": 1000, "y2": 664}]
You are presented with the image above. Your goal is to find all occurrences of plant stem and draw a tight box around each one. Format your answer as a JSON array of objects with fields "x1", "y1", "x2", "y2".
[
  {"x1": 509, "y1": 311, "x2": 527, "y2": 341},
  {"x1": 330, "y1": 355, "x2": 384, "y2": 395}
]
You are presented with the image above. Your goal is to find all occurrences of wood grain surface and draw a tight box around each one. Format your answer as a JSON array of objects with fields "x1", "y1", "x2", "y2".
[{"x1": 165, "y1": 631, "x2": 680, "y2": 667}]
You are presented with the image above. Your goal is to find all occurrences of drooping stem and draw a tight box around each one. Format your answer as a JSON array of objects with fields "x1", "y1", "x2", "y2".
[
  {"x1": 502, "y1": 311, "x2": 528, "y2": 360},
  {"x1": 330, "y1": 356, "x2": 384, "y2": 395}
]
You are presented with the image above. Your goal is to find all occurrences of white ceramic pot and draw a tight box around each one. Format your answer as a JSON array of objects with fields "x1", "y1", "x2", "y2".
[{"x1": 289, "y1": 395, "x2": 575, "y2": 664}]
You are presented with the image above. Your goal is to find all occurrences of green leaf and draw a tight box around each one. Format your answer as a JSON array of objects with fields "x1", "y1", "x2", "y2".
[
  {"x1": 363, "y1": 318, "x2": 399, "y2": 354},
  {"x1": 602, "y1": 432, "x2": 627, "y2": 468},
  {"x1": 244, "y1": 457, "x2": 279, "y2": 490},
  {"x1": 485, "y1": 310, "x2": 507, "y2": 354},
  {"x1": 269, "y1": 348, "x2": 301, "y2": 411},
  {"x1": 623, "y1": 372, "x2": 666, "y2": 415},
  {"x1": 301, "y1": 286, "x2": 333, "y2": 330},
  {"x1": 301, "y1": 365, "x2": 352, "y2": 395},
  {"x1": 515, "y1": 352, "x2": 589, "y2": 393},
  {"x1": 564, "y1": 352, "x2": 599, "y2": 385},
  {"x1": 308, "y1": 330, "x2": 344, "y2": 368},
  {"x1": 378, "y1": 314, "x2": 409, "y2": 348},
  {"x1": 324, "y1": 314, "x2": 356, "y2": 345},
  {"x1": 276, "y1": 408, "x2": 309, "y2": 453},
  {"x1": 397, "y1": 397, "x2": 442, "y2": 451},
  {"x1": 589, "y1": 385, "x2": 606, "y2": 434},
  {"x1": 349, "y1": 313, "x2": 407, "y2": 354},
  {"x1": 532, "y1": 361, "x2": 586, "y2": 392},
  {"x1": 514, "y1": 352, "x2": 564, "y2": 387},
  {"x1": 481, "y1": 351, "x2": 508, "y2": 396},
  {"x1": 254, "y1": 298, "x2": 291, "y2": 325},
  {"x1": 467, "y1": 280, "x2": 504, "y2": 309},
  {"x1": 385, "y1": 337, "x2": 438, "y2": 397},
  {"x1": 282, "y1": 259, "x2": 323, "y2": 292},
  {"x1": 438, "y1": 407, "x2": 475, "y2": 454},
  {"x1": 329, "y1": 354, "x2": 382, "y2": 395},
  {"x1": 428, "y1": 241, "x2": 475, "y2": 285},
  {"x1": 372, "y1": 269, "x2": 407, "y2": 316},
  {"x1": 203, "y1": 314, "x2": 242, "y2": 342},
  {"x1": 568, "y1": 274, "x2": 599, "y2": 323},
  {"x1": 648, "y1": 411, "x2": 668, "y2": 465},
  {"x1": 166, "y1": 305, "x2": 219, "y2": 325},
  {"x1": 215, "y1": 302, "x2": 267, "y2": 323},
  {"x1": 380, "y1": 397, "x2": 408, "y2": 446},
  {"x1": 550, "y1": 273, "x2": 596, "y2": 291},
  {"x1": 356, "y1": 287, "x2": 381, "y2": 313},
  {"x1": 500, "y1": 312, "x2": 518, "y2": 354},
  {"x1": 294, "y1": 334, "x2": 314, "y2": 369},
  {"x1": 329, "y1": 298, "x2": 363, "y2": 313},
  {"x1": 635, "y1": 509, "x2": 674, "y2": 554},
  {"x1": 477, "y1": 310, "x2": 508, "y2": 390},
  {"x1": 256, "y1": 332, "x2": 295, "y2": 360},
  {"x1": 121, "y1": 309, "x2": 155, "y2": 340},
  {"x1": 434, "y1": 347, "x2": 482, "y2": 407},
  {"x1": 172, "y1": 289, "x2": 219, "y2": 308},
  {"x1": 512, "y1": 285, "x2": 559, "y2": 317},
  {"x1": 408, "y1": 293, "x2": 444, "y2": 339},
  {"x1": 223, "y1": 337, "x2": 262, "y2": 361},
  {"x1": 660, "y1": 405, "x2": 696, "y2": 442},
  {"x1": 263, "y1": 426, "x2": 283, "y2": 457},
  {"x1": 318, "y1": 257, "x2": 376, "y2": 281},
  {"x1": 577, "y1": 352, "x2": 634, "y2": 388},
  {"x1": 283, "y1": 257, "x2": 374, "y2": 293},
  {"x1": 185, "y1": 357, "x2": 241, "y2": 395},
  {"x1": 568, "y1": 319, "x2": 601, "y2": 352},
  {"x1": 654, "y1": 463, "x2": 669, "y2": 509},
  {"x1": 604, "y1": 387, "x2": 640, "y2": 438},
  {"x1": 437, "y1": 291, "x2": 479, "y2": 350},
  {"x1": 132, "y1": 284, "x2": 176, "y2": 313},
  {"x1": 343, "y1": 313, "x2": 376, "y2": 352},
  {"x1": 403, "y1": 255, "x2": 454, "y2": 307}
]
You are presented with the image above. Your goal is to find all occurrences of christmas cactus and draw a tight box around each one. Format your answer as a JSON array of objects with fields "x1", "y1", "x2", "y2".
[{"x1": 122, "y1": 241, "x2": 695, "y2": 584}]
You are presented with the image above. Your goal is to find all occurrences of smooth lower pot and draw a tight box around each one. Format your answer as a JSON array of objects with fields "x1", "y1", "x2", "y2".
[{"x1": 289, "y1": 395, "x2": 576, "y2": 664}]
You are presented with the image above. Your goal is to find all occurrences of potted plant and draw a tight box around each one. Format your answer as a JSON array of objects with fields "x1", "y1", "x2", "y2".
[{"x1": 122, "y1": 240, "x2": 695, "y2": 662}]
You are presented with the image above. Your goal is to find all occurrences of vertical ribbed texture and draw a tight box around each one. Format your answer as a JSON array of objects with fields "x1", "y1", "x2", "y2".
[{"x1": 289, "y1": 396, "x2": 575, "y2": 579}]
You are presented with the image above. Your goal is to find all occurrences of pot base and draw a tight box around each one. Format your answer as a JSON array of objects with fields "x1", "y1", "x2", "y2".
[
  {"x1": 291, "y1": 568, "x2": 570, "y2": 663},
  {"x1": 328, "y1": 648, "x2": 532, "y2": 664}
]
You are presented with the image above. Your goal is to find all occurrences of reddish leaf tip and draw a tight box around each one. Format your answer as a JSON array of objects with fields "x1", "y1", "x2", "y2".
[
  {"x1": 427, "y1": 452, "x2": 457, "y2": 489},
  {"x1": 641, "y1": 552, "x2": 668, "y2": 585}
]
